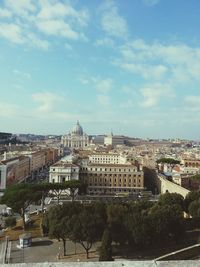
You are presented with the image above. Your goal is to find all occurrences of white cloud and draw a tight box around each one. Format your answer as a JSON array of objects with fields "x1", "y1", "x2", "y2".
[
  {"x1": 143, "y1": 0, "x2": 160, "y2": 6},
  {"x1": 0, "y1": 23, "x2": 24, "y2": 44},
  {"x1": 97, "y1": 94, "x2": 110, "y2": 106},
  {"x1": 0, "y1": 0, "x2": 89, "y2": 48},
  {"x1": 36, "y1": 19, "x2": 79, "y2": 40},
  {"x1": 5, "y1": 0, "x2": 36, "y2": 17},
  {"x1": 116, "y1": 39, "x2": 200, "y2": 85},
  {"x1": 0, "y1": 8, "x2": 12, "y2": 18},
  {"x1": 95, "y1": 38, "x2": 114, "y2": 47},
  {"x1": 27, "y1": 33, "x2": 49, "y2": 50},
  {"x1": 38, "y1": 0, "x2": 89, "y2": 27},
  {"x1": 121, "y1": 62, "x2": 168, "y2": 80},
  {"x1": 101, "y1": 0, "x2": 128, "y2": 38},
  {"x1": 140, "y1": 84, "x2": 173, "y2": 108},
  {"x1": 32, "y1": 92, "x2": 63, "y2": 112},
  {"x1": 96, "y1": 78, "x2": 113, "y2": 93},
  {"x1": 13, "y1": 69, "x2": 31, "y2": 79}
]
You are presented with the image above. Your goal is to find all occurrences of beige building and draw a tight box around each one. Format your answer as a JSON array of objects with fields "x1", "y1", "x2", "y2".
[
  {"x1": 25, "y1": 151, "x2": 46, "y2": 173},
  {"x1": 80, "y1": 163, "x2": 144, "y2": 195},
  {"x1": 0, "y1": 156, "x2": 30, "y2": 189},
  {"x1": 181, "y1": 159, "x2": 200, "y2": 168}
]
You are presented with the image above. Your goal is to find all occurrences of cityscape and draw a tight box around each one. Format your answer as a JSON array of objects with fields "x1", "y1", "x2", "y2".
[{"x1": 0, "y1": 0, "x2": 200, "y2": 266}]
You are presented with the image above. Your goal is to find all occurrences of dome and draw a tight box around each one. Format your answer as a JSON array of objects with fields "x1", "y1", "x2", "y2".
[{"x1": 71, "y1": 121, "x2": 83, "y2": 135}]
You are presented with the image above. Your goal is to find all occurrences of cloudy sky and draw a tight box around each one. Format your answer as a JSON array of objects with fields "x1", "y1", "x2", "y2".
[{"x1": 0, "y1": 0, "x2": 200, "y2": 139}]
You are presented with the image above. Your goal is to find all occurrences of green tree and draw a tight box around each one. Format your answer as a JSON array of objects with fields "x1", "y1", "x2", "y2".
[
  {"x1": 156, "y1": 158, "x2": 180, "y2": 165},
  {"x1": 184, "y1": 191, "x2": 200, "y2": 213},
  {"x1": 107, "y1": 203, "x2": 128, "y2": 245},
  {"x1": 48, "y1": 202, "x2": 82, "y2": 256},
  {"x1": 124, "y1": 201, "x2": 153, "y2": 247},
  {"x1": 188, "y1": 200, "x2": 200, "y2": 218},
  {"x1": 0, "y1": 184, "x2": 42, "y2": 230},
  {"x1": 41, "y1": 213, "x2": 49, "y2": 236},
  {"x1": 99, "y1": 228, "x2": 113, "y2": 261},
  {"x1": 158, "y1": 192, "x2": 184, "y2": 210},
  {"x1": 149, "y1": 204, "x2": 184, "y2": 243},
  {"x1": 5, "y1": 216, "x2": 16, "y2": 228},
  {"x1": 70, "y1": 204, "x2": 105, "y2": 259}
]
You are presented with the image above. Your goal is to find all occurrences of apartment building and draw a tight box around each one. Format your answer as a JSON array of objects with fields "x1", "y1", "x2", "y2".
[
  {"x1": 0, "y1": 156, "x2": 30, "y2": 189},
  {"x1": 89, "y1": 153, "x2": 127, "y2": 165},
  {"x1": 79, "y1": 163, "x2": 144, "y2": 195}
]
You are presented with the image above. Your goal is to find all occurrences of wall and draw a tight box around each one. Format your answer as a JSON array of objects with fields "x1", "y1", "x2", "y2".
[{"x1": 157, "y1": 174, "x2": 190, "y2": 198}]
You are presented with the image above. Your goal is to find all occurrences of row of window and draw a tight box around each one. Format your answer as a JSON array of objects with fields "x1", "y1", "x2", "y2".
[
  {"x1": 81, "y1": 167, "x2": 137, "y2": 172},
  {"x1": 86, "y1": 173, "x2": 141, "y2": 177},
  {"x1": 89, "y1": 183, "x2": 141, "y2": 187}
]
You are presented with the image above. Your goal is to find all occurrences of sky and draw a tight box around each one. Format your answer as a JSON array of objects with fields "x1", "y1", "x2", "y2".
[{"x1": 0, "y1": 0, "x2": 200, "y2": 139}]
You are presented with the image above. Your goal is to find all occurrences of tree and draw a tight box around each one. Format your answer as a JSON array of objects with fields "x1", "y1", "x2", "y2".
[
  {"x1": 158, "y1": 192, "x2": 184, "y2": 210},
  {"x1": 48, "y1": 202, "x2": 82, "y2": 256},
  {"x1": 70, "y1": 204, "x2": 105, "y2": 259},
  {"x1": 149, "y1": 203, "x2": 184, "y2": 243},
  {"x1": 5, "y1": 216, "x2": 16, "y2": 228},
  {"x1": 46, "y1": 180, "x2": 86, "y2": 204},
  {"x1": 188, "y1": 200, "x2": 200, "y2": 218},
  {"x1": 33, "y1": 183, "x2": 52, "y2": 212},
  {"x1": 0, "y1": 184, "x2": 42, "y2": 230},
  {"x1": 156, "y1": 158, "x2": 180, "y2": 165},
  {"x1": 41, "y1": 213, "x2": 49, "y2": 236},
  {"x1": 124, "y1": 201, "x2": 154, "y2": 247},
  {"x1": 184, "y1": 191, "x2": 200, "y2": 213},
  {"x1": 107, "y1": 203, "x2": 128, "y2": 245},
  {"x1": 99, "y1": 228, "x2": 113, "y2": 261}
]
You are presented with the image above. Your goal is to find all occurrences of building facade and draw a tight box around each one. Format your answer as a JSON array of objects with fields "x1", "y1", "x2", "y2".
[
  {"x1": 49, "y1": 162, "x2": 79, "y2": 183},
  {"x1": 89, "y1": 153, "x2": 127, "y2": 165},
  {"x1": 79, "y1": 163, "x2": 144, "y2": 195},
  {"x1": 0, "y1": 156, "x2": 30, "y2": 189},
  {"x1": 61, "y1": 121, "x2": 89, "y2": 149}
]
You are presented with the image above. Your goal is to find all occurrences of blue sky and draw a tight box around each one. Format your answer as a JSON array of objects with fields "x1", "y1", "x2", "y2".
[{"x1": 0, "y1": 0, "x2": 200, "y2": 139}]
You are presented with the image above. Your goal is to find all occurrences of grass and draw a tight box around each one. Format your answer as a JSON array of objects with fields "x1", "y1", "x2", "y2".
[{"x1": 0, "y1": 213, "x2": 43, "y2": 241}]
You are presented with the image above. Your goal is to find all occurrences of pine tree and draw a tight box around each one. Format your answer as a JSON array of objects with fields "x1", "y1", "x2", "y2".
[{"x1": 99, "y1": 228, "x2": 113, "y2": 261}]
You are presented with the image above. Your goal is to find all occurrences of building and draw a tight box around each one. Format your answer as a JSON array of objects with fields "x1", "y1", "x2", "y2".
[
  {"x1": 49, "y1": 161, "x2": 79, "y2": 183},
  {"x1": 23, "y1": 151, "x2": 46, "y2": 173},
  {"x1": 79, "y1": 163, "x2": 144, "y2": 195},
  {"x1": 104, "y1": 133, "x2": 125, "y2": 147},
  {"x1": 89, "y1": 153, "x2": 127, "y2": 165},
  {"x1": 61, "y1": 121, "x2": 89, "y2": 149},
  {"x1": 0, "y1": 156, "x2": 30, "y2": 189}
]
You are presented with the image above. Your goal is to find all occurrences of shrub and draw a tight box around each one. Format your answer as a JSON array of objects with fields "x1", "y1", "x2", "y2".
[{"x1": 5, "y1": 216, "x2": 16, "y2": 228}]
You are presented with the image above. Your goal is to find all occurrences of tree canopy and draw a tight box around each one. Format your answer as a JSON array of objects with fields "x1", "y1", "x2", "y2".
[
  {"x1": 0, "y1": 183, "x2": 42, "y2": 229},
  {"x1": 156, "y1": 158, "x2": 180, "y2": 165}
]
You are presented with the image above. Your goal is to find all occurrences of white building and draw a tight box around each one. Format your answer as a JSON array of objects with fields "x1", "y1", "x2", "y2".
[
  {"x1": 89, "y1": 153, "x2": 128, "y2": 165},
  {"x1": 49, "y1": 162, "x2": 79, "y2": 183},
  {"x1": 61, "y1": 121, "x2": 89, "y2": 149}
]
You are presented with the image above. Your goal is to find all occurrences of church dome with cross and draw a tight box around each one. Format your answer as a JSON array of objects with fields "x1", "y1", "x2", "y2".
[{"x1": 71, "y1": 121, "x2": 83, "y2": 136}]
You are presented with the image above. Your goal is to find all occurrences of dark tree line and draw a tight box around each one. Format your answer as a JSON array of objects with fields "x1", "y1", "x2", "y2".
[
  {"x1": 0, "y1": 180, "x2": 86, "y2": 230},
  {"x1": 43, "y1": 192, "x2": 186, "y2": 260},
  {"x1": 2, "y1": 182, "x2": 199, "y2": 261}
]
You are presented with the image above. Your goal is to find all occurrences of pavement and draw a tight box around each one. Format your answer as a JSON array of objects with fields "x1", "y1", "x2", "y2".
[{"x1": 10, "y1": 237, "x2": 100, "y2": 263}]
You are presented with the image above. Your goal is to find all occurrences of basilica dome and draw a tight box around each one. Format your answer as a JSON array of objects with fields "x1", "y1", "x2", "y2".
[{"x1": 71, "y1": 121, "x2": 83, "y2": 135}]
